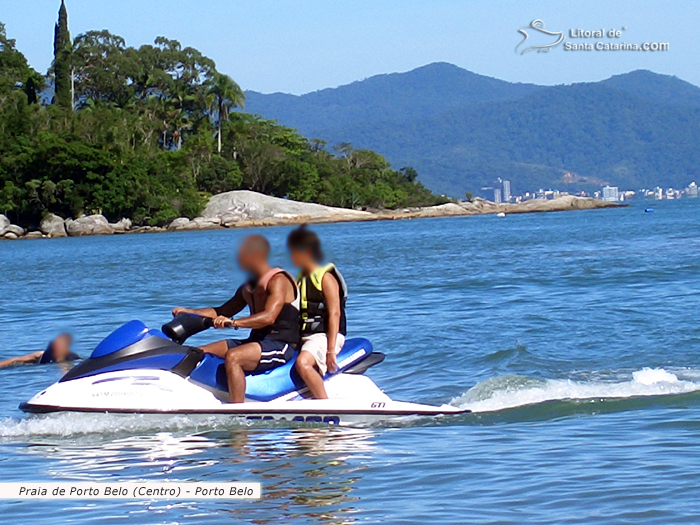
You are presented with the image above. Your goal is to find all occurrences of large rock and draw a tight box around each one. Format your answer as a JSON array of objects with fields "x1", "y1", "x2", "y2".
[
  {"x1": 3, "y1": 224, "x2": 25, "y2": 238},
  {"x1": 0, "y1": 215, "x2": 23, "y2": 238},
  {"x1": 418, "y1": 202, "x2": 470, "y2": 217},
  {"x1": 168, "y1": 217, "x2": 221, "y2": 231},
  {"x1": 65, "y1": 215, "x2": 114, "y2": 236},
  {"x1": 371, "y1": 195, "x2": 620, "y2": 222},
  {"x1": 111, "y1": 218, "x2": 132, "y2": 232},
  {"x1": 40, "y1": 213, "x2": 67, "y2": 237},
  {"x1": 196, "y1": 216, "x2": 220, "y2": 225},
  {"x1": 130, "y1": 225, "x2": 166, "y2": 234},
  {"x1": 23, "y1": 231, "x2": 44, "y2": 240},
  {"x1": 202, "y1": 190, "x2": 371, "y2": 225},
  {"x1": 168, "y1": 217, "x2": 191, "y2": 231},
  {"x1": 190, "y1": 217, "x2": 221, "y2": 230},
  {"x1": 503, "y1": 195, "x2": 620, "y2": 214},
  {"x1": 219, "y1": 210, "x2": 247, "y2": 227}
]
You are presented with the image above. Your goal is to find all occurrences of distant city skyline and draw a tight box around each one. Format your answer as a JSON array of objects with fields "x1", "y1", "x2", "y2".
[
  {"x1": 480, "y1": 179, "x2": 699, "y2": 203},
  {"x1": 0, "y1": 0, "x2": 697, "y2": 95}
]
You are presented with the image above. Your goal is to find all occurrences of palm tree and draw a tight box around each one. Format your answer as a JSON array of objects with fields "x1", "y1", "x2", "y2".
[{"x1": 208, "y1": 73, "x2": 245, "y2": 153}]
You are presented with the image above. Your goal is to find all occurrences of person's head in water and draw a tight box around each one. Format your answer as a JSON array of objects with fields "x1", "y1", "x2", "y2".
[
  {"x1": 39, "y1": 332, "x2": 77, "y2": 365},
  {"x1": 50, "y1": 333, "x2": 73, "y2": 362},
  {"x1": 0, "y1": 332, "x2": 78, "y2": 368},
  {"x1": 237, "y1": 235, "x2": 271, "y2": 277},
  {"x1": 287, "y1": 226, "x2": 324, "y2": 271}
]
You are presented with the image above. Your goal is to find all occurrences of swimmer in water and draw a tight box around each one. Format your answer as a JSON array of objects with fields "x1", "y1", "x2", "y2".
[{"x1": 0, "y1": 333, "x2": 79, "y2": 368}]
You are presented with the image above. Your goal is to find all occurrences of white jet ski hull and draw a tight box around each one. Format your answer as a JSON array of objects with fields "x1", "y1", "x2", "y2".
[{"x1": 20, "y1": 370, "x2": 467, "y2": 426}]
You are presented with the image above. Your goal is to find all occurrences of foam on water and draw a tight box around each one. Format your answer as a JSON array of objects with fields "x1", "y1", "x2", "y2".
[
  {"x1": 452, "y1": 368, "x2": 700, "y2": 413},
  {"x1": 632, "y1": 367, "x2": 679, "y2": 385},
  {"x1": 0, "y1": 413, "x2": 247, "y2": 439},
  {"x1": 0, "y1": 411, "x2": 372, "y2": 440}
]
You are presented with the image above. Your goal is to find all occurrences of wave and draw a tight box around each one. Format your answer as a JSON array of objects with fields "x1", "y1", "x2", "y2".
[
  {"x1": 476, "y1": 344, "x2": 533, "y2": 364},
  {"x1": 0, "y1": 413, "x2": 377, "y2": 440},
  {"x1": 451, "y1": 367, "x2": 700, "y2": 413}
]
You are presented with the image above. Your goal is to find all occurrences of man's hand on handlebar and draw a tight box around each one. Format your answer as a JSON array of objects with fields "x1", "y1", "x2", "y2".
[
  {"x1": 213, "y1": 315, "x2": 236, "y2": 329},
  {"x1": 172, "y1": 306, "x2": 191, "y2": 317}
]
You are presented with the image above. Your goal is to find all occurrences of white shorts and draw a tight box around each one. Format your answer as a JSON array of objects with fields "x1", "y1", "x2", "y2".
[{"x1": 299, "y1": 333, "x2": 345, "y2": 376}]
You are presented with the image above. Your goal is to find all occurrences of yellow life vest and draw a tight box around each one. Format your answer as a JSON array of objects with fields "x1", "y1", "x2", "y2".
[{"x1": 297, "y1": 263, "x2": 347, "y2": 336}]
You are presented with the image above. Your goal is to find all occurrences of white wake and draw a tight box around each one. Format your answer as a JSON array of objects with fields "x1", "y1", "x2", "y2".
[
  {"x1": 451, "y1": 367, "x2": 700, "y2": 413},
  {"x1": 0, "y1": 413, "x2": 242, "y2": 438}
]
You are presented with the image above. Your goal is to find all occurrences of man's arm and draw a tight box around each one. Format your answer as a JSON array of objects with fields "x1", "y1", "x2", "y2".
[
  {"x1": 172, "y1": 287, "x2": 247, "y2": 319},
  {"x1": 222, "y1": 275, "x2": 289, "y2": 330},
  {"x1": 0, "y1": 351, "x2": 43, "y2": 368},
  {"x1": 321, "y1": 273, "x2": 342, "y2": 373}
]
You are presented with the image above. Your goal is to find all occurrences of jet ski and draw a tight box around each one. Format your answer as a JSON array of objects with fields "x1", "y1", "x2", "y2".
[{"x1": 20, "y1": 315, "x2": 467, "y2": 426}]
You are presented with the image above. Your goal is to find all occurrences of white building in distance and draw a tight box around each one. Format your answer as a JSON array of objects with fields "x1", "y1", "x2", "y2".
[
  {"x1": 602, "y1": 186, "x2": 619, "y2": 202},
  {"x1": 502, "y1": 180, "x2": 511, "y2": 202}
]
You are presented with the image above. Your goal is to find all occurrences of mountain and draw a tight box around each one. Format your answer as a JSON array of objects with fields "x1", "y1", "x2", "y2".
[
  {"x1": 244, "y1": 63, "x2": 540, "y2": 137},
  {"x1": 243, "y1": 64, "x2": 700, "y2": 197},
  {"x1": 333, "y1": 83, "x2": 700, "y2": 195},
  {"x1": 601, "y1": 70, "x2": 700, "y2": 108}
]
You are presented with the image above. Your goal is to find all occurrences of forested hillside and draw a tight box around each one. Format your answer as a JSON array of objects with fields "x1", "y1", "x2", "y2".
[{"x1": 0, "y1": 6, "x2": 442, "y2": 229}]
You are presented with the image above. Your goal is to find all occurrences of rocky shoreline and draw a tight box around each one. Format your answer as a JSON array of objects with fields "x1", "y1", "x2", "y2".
[{"x1": 0, "y1": 190, "x2": 623, "y2": 240}]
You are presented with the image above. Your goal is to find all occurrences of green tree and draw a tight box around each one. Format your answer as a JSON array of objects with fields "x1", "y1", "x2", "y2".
[
  {"x1": 207, "y1": 72, "x2": 245, "y2": 153},
  {"x1": 275, "y1": 158, "x2": 319, "y2": 202},
  {"x1": 399, "y1": 166, "x2": 418, "y2": 183},
  {"x1": 0, "y1": 19, "x2": 445, "y2": 230},
  {"x1": 0, "y1": 180, "x2": 22, "y2": 217},
  {"x1": 0, "y1": 22, "x2": 43, "y2": 100},
  {"x1": 197, "y1": 155, "x2": 243, "y2": 195},
  {"x1": 52, "y1": 0, "x2": 72, "y2": 108},
  {"x1": 72, "y1": 31, "x2": 134, "y2": 108}
]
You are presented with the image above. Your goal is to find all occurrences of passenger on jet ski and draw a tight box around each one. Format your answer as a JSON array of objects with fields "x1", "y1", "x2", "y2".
[
  {"x1": 171, "y1": 235, "x2": 300, "y2": 403},
  {"x1": 0, "y1": 333, "x2": 79, "y2": 368},
  {"x1": 287, "y1": 226, "x2": 348, "y2": 399}
]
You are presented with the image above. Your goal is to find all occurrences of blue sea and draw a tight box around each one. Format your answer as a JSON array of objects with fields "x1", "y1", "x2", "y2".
[{"x1": 2, "y1": 199, "x2": 700, "y2": 524}]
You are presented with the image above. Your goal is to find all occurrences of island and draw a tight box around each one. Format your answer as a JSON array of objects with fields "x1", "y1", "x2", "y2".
[
  {"x1": 0, "y1": 190, "x2": 621, "y2": 239},
  {"x1": 0, "y1": 3, "x2": 622, "y2": 242}
]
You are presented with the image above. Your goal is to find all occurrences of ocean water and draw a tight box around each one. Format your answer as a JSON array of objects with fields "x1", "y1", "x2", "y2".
[{"x1": 1, "y1": 199, "x2": 700, "y2": 523}]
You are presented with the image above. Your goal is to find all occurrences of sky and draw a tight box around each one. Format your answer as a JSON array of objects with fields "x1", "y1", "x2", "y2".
[{"x1": 1, "y1": 0, "x2": 697, "y2": 94}]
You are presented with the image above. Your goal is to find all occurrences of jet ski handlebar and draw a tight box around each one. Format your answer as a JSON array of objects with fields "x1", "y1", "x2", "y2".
[{"x1": 162, "y1": 314, "x2": 214, "y2": 344}]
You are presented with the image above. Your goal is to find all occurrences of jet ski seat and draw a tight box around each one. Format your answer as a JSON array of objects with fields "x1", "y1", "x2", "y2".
[{"x1": 189, "y1": 337, "x2": 374, "y2": 401}]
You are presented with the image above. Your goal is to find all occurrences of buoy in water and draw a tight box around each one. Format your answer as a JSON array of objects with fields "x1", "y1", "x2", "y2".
[{"x1": 497, "y1": 212, "x2": 506, "y2": 218}]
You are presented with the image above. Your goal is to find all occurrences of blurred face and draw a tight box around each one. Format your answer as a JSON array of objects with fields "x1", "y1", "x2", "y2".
[
  {"x1": 237, "y1": 238, "x2": 268, "y2": 275},
  {"x1": 53, "y1": 334, "x2": 73, "y2": 362},
  {"x1": 237, "y1": 248, "x2": 254, "y2": 273},
  {"x1": 289, "y1": 247, "x2": 314, "y2": 269}
]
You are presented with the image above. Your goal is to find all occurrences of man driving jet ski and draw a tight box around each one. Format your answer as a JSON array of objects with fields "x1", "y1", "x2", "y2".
[{"x1": 171, "y1": 235, "x2": 300, "y2": 403}]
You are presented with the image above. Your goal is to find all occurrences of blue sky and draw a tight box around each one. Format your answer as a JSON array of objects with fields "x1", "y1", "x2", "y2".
[{"x1": 1, "y1": 0, "x2": 697, "y2": 94}]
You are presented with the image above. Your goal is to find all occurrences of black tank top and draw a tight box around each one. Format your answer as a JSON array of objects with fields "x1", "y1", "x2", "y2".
[{"x1": 243, "y1": 269, "x2": 300, "y2": 345}]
